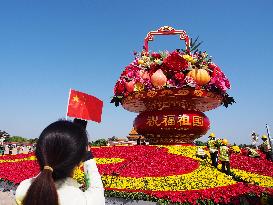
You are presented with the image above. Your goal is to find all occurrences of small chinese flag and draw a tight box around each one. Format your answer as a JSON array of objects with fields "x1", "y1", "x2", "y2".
[{"x1": 67, "y1": 89, "x2": 103, "y2": 123}]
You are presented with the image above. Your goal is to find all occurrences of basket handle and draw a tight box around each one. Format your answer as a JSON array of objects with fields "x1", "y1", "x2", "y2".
[{"x1": 143, "y1": 26, "x2": 190, "y2": 52}]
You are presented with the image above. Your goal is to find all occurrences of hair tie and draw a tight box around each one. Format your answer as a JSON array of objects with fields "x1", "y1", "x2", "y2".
[{"x1": 44, "y1": 165, "x2": 53, "y2": 172}]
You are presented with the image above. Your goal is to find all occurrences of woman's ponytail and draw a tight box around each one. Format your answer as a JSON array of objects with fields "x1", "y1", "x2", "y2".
[
  {"x1": 21, "y1": 120, "x2": 88, "y2": 205},
  {"x1": 23, "y1": 168, "x2": 58, "y2": 205}
]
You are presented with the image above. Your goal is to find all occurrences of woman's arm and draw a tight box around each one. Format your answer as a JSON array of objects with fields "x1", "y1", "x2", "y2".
[{"x1": 83, "y1": 157, "x2": 105, "y2": 204}]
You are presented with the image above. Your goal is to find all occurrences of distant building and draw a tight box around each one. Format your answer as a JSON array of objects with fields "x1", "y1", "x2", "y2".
[
  {"x1": 106, "y1": 128, "x2": 146, "y2": 146},
  {"x1": 127, "y1": 128, "x2": 144, "y2": 141},
  {"x1": 108, "y1": 138, "x2": 135, "y2": 146},
  {"x1": 127, "y1": 127, "x2": 145, "y2": 141}
]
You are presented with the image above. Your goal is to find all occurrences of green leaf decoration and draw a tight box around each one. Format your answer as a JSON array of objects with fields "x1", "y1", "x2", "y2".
[
  {"x1": 191, "y1": 41, "x2": 203, "y2": 52},
  {"x1": 110, "y1": 96, "x2": 123, "y2": 107},
  {"x1": 191, "y1": 36, "x2": 199, "y2": 48},
  {"x1": 222, "y1": 93, "x2": 236, "y2": 108}
]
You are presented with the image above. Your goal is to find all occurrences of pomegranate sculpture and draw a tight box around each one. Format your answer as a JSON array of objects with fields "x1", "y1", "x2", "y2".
[{"x1": 111, "y1": 26, "x2": 235, "y2": 144}]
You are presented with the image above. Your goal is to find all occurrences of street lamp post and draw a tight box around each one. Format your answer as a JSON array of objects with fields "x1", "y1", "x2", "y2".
[{"x1": 266, "y1": 124, "x2": 273, "y2": 150}]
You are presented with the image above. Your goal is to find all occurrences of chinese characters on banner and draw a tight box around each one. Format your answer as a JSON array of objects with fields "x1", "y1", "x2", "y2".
[
  {"x1": 134, "y1": 110, "x2": 210, "y2": 136},
  {"x1": 146, "y1": 114, "x2": 204, "y2": 127}
]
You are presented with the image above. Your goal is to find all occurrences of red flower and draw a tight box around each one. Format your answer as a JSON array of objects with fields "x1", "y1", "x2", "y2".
[
  {"x1": 121, "y1": 68, "x2": 131, "y2": 77},
  {"x1": 92, "y1": 146, "x2": 199, "y2": 177},
  {"x1": 230, "y1": 151, "x2": 273, "y2": 177},
  {"x1": 114, "y1": 80, "x2": 125, "y2": 95},
  {"x1": 174, "y1": 72, "x2": 185, "y2": 82},
  {"x1": 149, "y1": 63, "x2": 161, "y2": 75},
  {"x1": 208, "y1": 63, "x2": 222, "y2": 78},
  {"x1": 0, "y1": 154, "x2": 39, "y2": 184},
  {"x1": 163, "y1": 51, "x2": 188, "y2": 72},
  {"x1": 151, "y1": 52, "x2": 161, "y2": 59},
  {"x1": 2, "y1": 146, "x2": 273, "y2": 205}
]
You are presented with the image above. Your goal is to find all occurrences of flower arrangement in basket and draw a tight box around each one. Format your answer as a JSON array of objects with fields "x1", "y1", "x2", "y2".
[{"x1": 111, "y1": 26, "x2": 235, "y2": 107}]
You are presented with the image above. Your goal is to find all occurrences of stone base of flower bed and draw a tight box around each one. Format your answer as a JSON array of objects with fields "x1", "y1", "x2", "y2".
[
  {"x1": 0, "y1": 179, "x2": 17, "y2": 193},
  {"x1": 0, "y1": 191, "x2": 16, "y2": 205},
  {"x1": 106, "y1": 197, "x2": 156, "y2": 205}
]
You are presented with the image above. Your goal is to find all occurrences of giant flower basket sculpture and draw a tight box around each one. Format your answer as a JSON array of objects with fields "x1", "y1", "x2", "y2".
[{"x1": 111, "y1": 26, "x2": 235, "y2": 144}]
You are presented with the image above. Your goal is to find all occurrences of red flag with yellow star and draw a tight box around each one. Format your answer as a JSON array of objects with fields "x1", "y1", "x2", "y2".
[{"x1": 67, "y1": 89, "x2": 103, "y2": 123}]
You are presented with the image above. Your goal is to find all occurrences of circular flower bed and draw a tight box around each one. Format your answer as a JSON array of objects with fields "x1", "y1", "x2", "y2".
[{"x1": 0, "y1": 145, "x2": 273, "y2": 204}]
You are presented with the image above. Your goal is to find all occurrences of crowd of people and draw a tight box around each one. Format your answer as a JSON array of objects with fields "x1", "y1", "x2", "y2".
[
  {"x1": 0, "y1": 143, "x2": 35, "y2": 155},
  {"x1": 196, "y1": 132, "x2": 273, "y2": 176}
]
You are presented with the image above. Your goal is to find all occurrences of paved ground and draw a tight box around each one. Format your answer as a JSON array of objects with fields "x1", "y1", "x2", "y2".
[
  {"x1": 0, "y1": 191, "x2": 156, "y2": 205},
  {"x1": 105, "y1": 197, "x2": 156, "y2": 205},
  {"x1": 0, "y1": 191, "x2": 16, "y2": 205}
]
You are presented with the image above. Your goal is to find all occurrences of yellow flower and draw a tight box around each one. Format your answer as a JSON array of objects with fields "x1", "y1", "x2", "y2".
[
  {"x1": 0, "y1": 156, "x2": 36, "y2": 163},
  {"x1": 72, "y1": 158, "x2": 124, "y2": 185},
  {"x1": 154, "y1": 59, "x2": 162, "y2": 65},
  {"x1": 182, "y1": 55, "x2": 196, "y2": 63},
  {"x1": 72, "y1": 164, "x2": 85, "y2": 185},
  {"x1": 134, "y1": 83, "x2": 145, "y2": 92},
  {"x1": 101, "y1": 146, "x2": 236, "y2": 191},
  {"x1": 52, "y1": 146, "x2": 273, "y2": 192},
  {"x1": 138, "y1": 59, "x2": 144, "y2": 65},
  {"x1": 232, "y1": 169, "x2": 273, "y2": 188},
  {"x1": 142, "y1": 56, "x2": 150, "y2": 62},
  {"x1": 230, "y1": 146, "x2": 241, "y2": 154},
  {"x1": 95, "y1": 158, "x2": 124, "y2": 164}
]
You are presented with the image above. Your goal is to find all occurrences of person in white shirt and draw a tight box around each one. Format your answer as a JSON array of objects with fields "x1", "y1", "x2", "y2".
[
  {"x1": 0, "y1": 137, "x2": 4, "y2": 146},
  {"x1": 15, "y1": 120, "x2": 105, "y2": 205}
]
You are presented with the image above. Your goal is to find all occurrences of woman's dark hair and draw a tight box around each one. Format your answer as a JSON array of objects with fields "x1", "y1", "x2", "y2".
[{"x1": 23, "y1": 120, "x2": 88, "y2": 205}]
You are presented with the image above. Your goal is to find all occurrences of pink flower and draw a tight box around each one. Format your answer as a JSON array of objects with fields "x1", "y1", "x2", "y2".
[
  {"x1": 184, "y1": 76, "x2": 197, "y2": 87},
  {"x1": 208, "y1": 63, "x2": 231, "y2": 92},
  {"x1": 174, "y1": 73, "x2": 185, "y2": 82}
]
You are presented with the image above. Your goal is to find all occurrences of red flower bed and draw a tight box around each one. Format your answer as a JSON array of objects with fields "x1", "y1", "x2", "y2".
[
  {"x1": 0, "y1": 153, "x2": 34, "y2": 161},
  {"x1": 1, "y1": 146, "x2": 273, "y2": 204},
  {"x1": 107, "y1": 183, "x2": 273, "y2": 204},
  {"x1": 92, "y1": 146, "x2": 199, "y2": 177},
  {"x1": 230, "y1": 151, "x2": 273, "y2": 177},
  {"x1": 0, "y1": 160, "x2": 39, "y2": 184}
]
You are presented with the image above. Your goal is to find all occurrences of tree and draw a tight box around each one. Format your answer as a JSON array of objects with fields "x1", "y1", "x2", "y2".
[
  {"x1": 28, "y1": 138, "x2": 38, "y2": 144},
  {"x1": 194, "y1": 140, "x2": 206, "y2": 146},
  {"x1": 108, "y1": 136, "x2": 117, "y2": 141},
  {"x1": 91, "y1": 139, "x2": 107, "y2": 146},
  {"x1": 5, "y1": 136, "x2": 28, "y2": 143}
]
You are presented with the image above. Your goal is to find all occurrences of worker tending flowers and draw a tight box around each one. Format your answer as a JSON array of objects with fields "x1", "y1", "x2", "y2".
[{"x1": 219, "y1": 139, "x2": 231, "y2": 175}]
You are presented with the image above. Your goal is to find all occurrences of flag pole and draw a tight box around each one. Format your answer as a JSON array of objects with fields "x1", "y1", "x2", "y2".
[
  {"x1": 66, "y1": 89, "x2": 72, "y2": 120},
  {"x1": 266, "y1": 124, "x2": 273, "y2": 149}
]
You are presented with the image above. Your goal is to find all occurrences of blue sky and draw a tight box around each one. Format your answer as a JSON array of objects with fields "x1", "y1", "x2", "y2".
[{"x1": 0, "y1": 0, "x2": 272, "y2": 144}]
